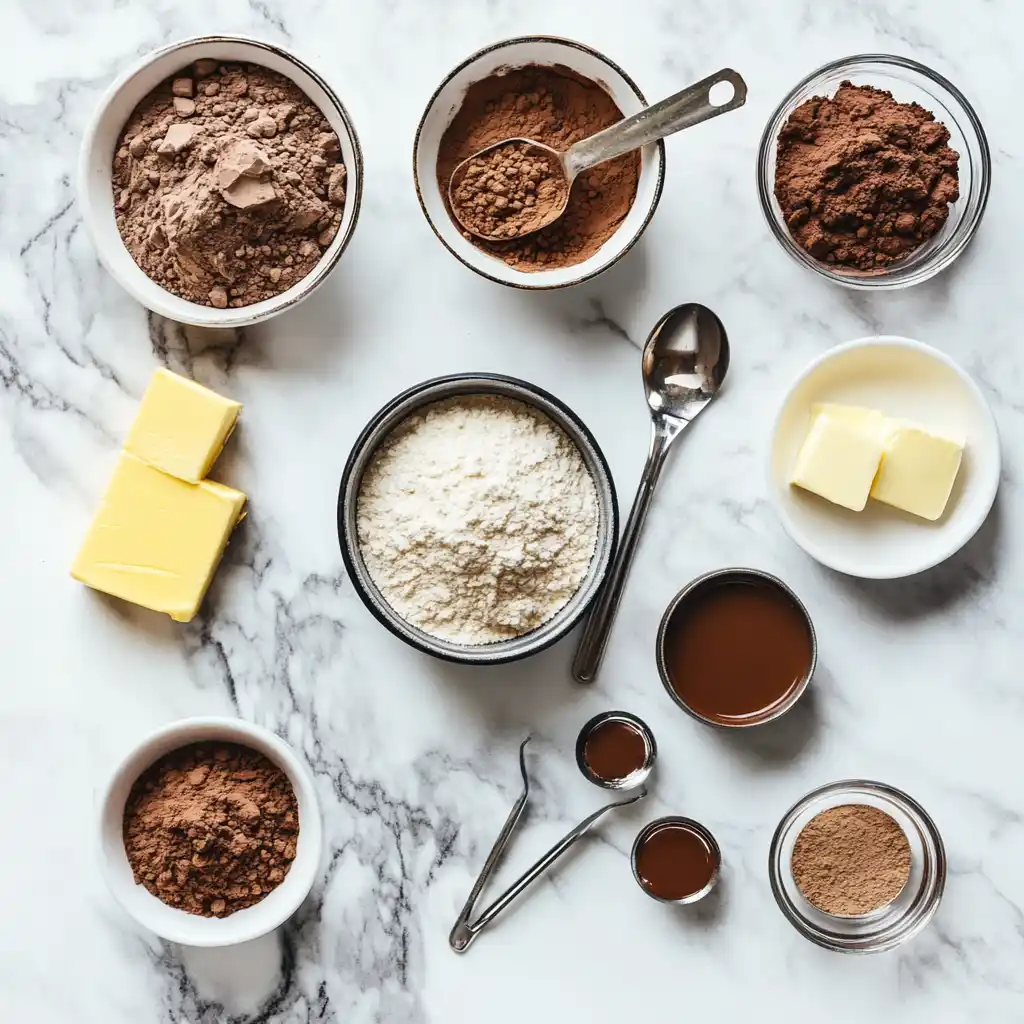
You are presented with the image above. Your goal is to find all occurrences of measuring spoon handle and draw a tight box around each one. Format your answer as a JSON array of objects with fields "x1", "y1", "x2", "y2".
[
  {"x1": 564, "y1": 68, "x2": 747, "y2": 178},
  {"x1": 573, "y1": 418, "x2": 686, "y2": 684}
]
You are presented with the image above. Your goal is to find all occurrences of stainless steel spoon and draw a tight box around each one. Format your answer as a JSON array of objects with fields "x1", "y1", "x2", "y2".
[
  {"x1": 448, "y1": 69, "x2": 747, "y2": 241},
  {"x1": 572, "y1": 304, "x2": 730, "y2": 684}
]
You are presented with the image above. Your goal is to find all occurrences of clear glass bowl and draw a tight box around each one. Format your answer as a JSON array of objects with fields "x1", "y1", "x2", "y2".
[
  {"x1": 768, "y1": 780, "x2": 946, "y2": 953},
  {"x1": 756, "y1": 55, "x2": 990, "y2": 289}
]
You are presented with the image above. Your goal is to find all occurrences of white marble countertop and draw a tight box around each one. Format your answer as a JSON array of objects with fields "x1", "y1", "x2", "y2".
[{"x1": 2, "y1": 0, "x2": 1022, "y2": 1021}]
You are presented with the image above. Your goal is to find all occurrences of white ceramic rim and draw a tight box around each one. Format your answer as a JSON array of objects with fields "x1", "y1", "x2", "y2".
[
  {"x1": 77, "y1": 34, "x2": 363, "y2": 328},
  {"x1": 412, "y1": 34, "x2": 665, "y2": 289},
  {"x1": 97, "y1": 716, "x2": 322, "y2": 947},
  {"x1": 767, "y1": 335, "x2": 1001, "y2": 579}
]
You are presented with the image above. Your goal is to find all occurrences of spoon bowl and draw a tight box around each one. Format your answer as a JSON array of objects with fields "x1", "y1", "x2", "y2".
[
  {"x1": 572, "y1": 303, "x2": 730, "y2": 683},
  {"x1": 448, "y1": 69, "x2": 747, "y2": 241}
]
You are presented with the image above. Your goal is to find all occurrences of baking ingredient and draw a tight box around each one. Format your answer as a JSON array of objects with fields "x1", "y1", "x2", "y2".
[
  {"x1": 123, "y1": 741, "x2": 299, "y2": 917},
  {"x1": 774, "y1": 82, "x2": 960, "y2": 271},
  {"x1": 113, "y1": 61, "x2": 347, "y2": 308},
  {"x1": 583, "y1": 718, "x2": 647, "y2": 782},
  {"x1": 791, "y1": 804, "x2": 911, "y2": 916},
  {"x1": 436, "y1": 66, "x2": 639, "y2": 271},
  {"x1": 449, "y1": 141, "x2": 569, "y2": 239},
  {"x1": 663, "y1": 574, "x2": 813, "y2": 725},
  {"x1": 871, "y1": 424, "x2": 963, "y2": 521},
  {"x1": 790, "y1": 409, "x2": 887, "y2": 511},
  {"x1": 634, "y1": 820, "x2": 717, "y2": 901},
  {"x1": 125, "y1": 368, "x2": 241, "y2": 483},
  {"x1": 72, "y1": 453, "x2": 246, "y2": 622},
  {"x1": 790, "y1": 403, "x2": 964, "y2": 519},
  {"x1": 356, "y1": 395, "x2": 598, "y2": 645}
]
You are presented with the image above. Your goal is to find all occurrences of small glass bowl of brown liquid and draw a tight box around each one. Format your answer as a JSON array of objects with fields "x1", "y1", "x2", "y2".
[
  {"x1": 575, "y1": 711, "x2": 656, "y2": 791},
  {"x1": 656, "y1": 568, "x2": 816, "y2": 728},
  {"x1": 769, "y1": 780, "x2": 946, "y2": 953},
  {"x1": 631, "y1": 817, "x2": 721, "y2": 904}
]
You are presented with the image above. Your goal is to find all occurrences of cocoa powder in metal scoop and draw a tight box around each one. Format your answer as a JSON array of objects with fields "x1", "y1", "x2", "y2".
[
  {"x1": 112, "y1": 61, "x2": 347, "y2": 308},
  {"x1": 774, "y1": 82, "x2": 960, "y2": 271},
  {"x1": 122, "y1": 741, "x2": 299, "y2": 917}
]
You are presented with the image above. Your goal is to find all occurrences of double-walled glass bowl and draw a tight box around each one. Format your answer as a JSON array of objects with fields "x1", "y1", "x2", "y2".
[
  {"x1": 769, "y1": 779, "x2": 946, "y2": 953},
  {"x1": 757, "y1": 55, "x2": 990, "y2": 289}
]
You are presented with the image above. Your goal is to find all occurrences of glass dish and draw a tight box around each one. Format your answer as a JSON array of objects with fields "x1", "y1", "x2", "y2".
[
  {"x1": 768, "y1": 779, "x2": 946, "y2": 953},
  {"x1": 756, "y1": 55, "x2": 990, "y2": 290}
]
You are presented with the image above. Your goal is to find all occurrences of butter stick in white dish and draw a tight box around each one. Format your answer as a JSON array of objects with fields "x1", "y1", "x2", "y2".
[
  {"x1": 871, "y1": 425, "x2": 964, "y2": 521},
  {"x1": 789, "y1": 409, "x2": 886, "y2": 511}
]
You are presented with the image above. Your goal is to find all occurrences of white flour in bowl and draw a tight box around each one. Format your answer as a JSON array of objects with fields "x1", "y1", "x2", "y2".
[{"x1": 356, "y1": 395, "x2": 599, "y2": 645}]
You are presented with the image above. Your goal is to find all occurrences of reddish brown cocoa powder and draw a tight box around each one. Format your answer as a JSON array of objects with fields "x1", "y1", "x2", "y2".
[
  {"x1": 437, "y1": 66, "x2": 640, "y2": 271},
  {"x1": 774, "y1": 82, "x2": 960, "y2": 271},
  {"x1": 122, "y1": 741, "x2": 299, "y2": 917}
]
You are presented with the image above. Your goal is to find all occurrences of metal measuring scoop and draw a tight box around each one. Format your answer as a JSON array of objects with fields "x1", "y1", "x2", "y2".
[
  {"x1": 449, "y1": 738, "x2": 646, "y2": 953},
  {"x1": 447, "y1": 69, "x2": 747, "y2": 242},
  {"x1": 573, "y1": 303, "x2": 730, "y2": 684}
]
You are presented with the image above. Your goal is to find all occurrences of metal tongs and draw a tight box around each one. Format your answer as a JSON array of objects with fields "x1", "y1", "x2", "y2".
[{"x1": 449, "y1": 737, "x2": 647, "y2": 952}]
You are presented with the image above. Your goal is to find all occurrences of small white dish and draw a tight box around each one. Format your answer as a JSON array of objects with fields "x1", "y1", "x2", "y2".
[
  {"x1": 413, "y1": 35, "x2": 665, "y2": 290},
  {"x1": 769, "y1": 336, "x2": 1000, "y2": 579},
  {"x1": 98, "y1": 717, "x2": 322, "y2": 947},
  {"x1": 78, "y1": 35, "x2": 363, "y2": 328}
]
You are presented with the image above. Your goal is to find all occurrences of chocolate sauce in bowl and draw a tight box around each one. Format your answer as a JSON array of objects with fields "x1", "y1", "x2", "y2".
[
  {"x1": 633, "y1": 818, "x2": 720, "y2": 902},
  {"x1": 583, "y1": 718, "x2": 647, "y2": 782},
  {"x1": 660, "y1": 571, "x2": 814, "y2": 726}
]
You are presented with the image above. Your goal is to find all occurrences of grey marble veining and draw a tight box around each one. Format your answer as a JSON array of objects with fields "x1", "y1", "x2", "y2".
[{"x1": 1, "y1": 0, "x2": 1023, "y2": 1021}]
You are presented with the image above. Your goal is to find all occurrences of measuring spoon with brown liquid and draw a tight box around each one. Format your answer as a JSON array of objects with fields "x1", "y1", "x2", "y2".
[{"x1": 448, "y1": 69, "x2": 747, "y2": 241}]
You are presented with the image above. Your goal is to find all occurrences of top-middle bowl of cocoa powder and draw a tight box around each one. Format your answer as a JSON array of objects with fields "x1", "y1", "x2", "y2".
[
  {"x1": 757, "y1": 55, "x2": 989, "y2": 290},
  {"x1": 79, "y1": 36, "x2": 363, "y2": 327},
  {"x1": 414, "y1": 36, "x2": 666, "y2": 289}
]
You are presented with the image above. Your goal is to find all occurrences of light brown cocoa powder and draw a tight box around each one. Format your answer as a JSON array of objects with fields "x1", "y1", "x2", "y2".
[
  {"x1": 122, "y1": 741, "x2": 299, "y2": 918},
  {"x1": 113, "y1": 61, "x2": 347, "y2": 308},
  {"x1": 791, "y1": 804, "x2": 911, "y2": 916},
  {"x1": 436, "y1": 66, "x2": 640, "y2": 271}
]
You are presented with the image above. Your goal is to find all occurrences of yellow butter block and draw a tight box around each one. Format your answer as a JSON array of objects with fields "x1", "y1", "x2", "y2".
[
  {"x1": 812, "y1": 403, "x2": 893, "y2": 445},
  {"x1": 790, "y1": 411, "x2": 885, "y2": 511},
  {"x1": 125, "y1": 369, "x2": 241, "y2": 483},
  {"x1": 72, "y1": 453, "x2": 246, "y2": 622},
  {"x1": 871, "y1": 425, "x2": 963, "y2": 521}
]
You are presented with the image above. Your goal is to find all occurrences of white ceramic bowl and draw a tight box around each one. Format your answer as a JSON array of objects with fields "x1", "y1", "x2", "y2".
[
  {"x1": 78, "y1": 35, "x2": 363, "y2": 328},
  {"x1": 413, "y1": 36, "x2": 665, "y2": 289},
  {"x1": 769, "y1": 336, "x2": 1000, "y2": 579},
  {"x1": 98, "y1": 717, "x2": 322, "y2": 946}
]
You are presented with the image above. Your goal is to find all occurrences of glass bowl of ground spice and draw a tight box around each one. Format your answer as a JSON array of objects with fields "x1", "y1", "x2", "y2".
[
  {"x1": 757, "y1": 55, "x2": 990, "y2": 289},
  {"x1": 768, "y1": 779, "x2": 946, "y2": 953},
  {"x1": 337, "y1": 373, "x2": 618, "y2": 664},
  {"x1": 78, "y1": 35, "x2": 363, "y2": 327},
  {"x1": 414, "y1": 36, "x2": 665, "y2": 289},
  {"x1": 98, "y1": 717, "x2": 322, "y2": 946}
]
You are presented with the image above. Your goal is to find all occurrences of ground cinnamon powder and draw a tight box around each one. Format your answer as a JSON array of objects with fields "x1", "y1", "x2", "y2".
[
  {"x1": 122, "y1": 741, "x2": 299, "y2": 918},
  {"x1": 774, "y1": 82, "x2": 960, "y2": 271},
  {"x1": 436, "y1": 66, "x2": 640, "y2": 271},
  {"x1": 791, "y1": 804, "x2": 911, "y2": 916}
]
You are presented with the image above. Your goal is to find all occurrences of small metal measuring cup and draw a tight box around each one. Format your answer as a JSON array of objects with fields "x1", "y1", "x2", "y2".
[
  {"x1": 449, "y1": 737, "x2": 646, "y2": 953},
  {"x1": 631, "y1": 816, "x2": 722, "y2": 905},
  {"x1": 575, "y1": 710, "x2": 657, "y2": 791}
]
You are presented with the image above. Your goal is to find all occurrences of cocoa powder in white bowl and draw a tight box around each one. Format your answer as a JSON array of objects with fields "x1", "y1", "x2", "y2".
[
  {"x1": 414, "y1": 36, "x2": 665, "y2": 289},
  {"x1": 78, "y1": 35, "x2": 363, "y2": 328}
]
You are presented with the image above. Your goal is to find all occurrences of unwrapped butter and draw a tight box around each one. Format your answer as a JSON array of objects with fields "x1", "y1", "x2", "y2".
[{"x1": 871, "y1": 425, "x2": 964, "y2": 521}]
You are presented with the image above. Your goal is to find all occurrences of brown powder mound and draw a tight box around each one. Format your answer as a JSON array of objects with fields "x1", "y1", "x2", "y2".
[
  {"x1": 122, "y1": 741, "x2": 300, "y2": 917},
  {"x1": 112, "y1": 61, "x2": 347, "y2": 308},
  {"x1": 450, "y1": 141, "x2": 569, "y2": 239},
  {"x1": 774, "y1": 82, "x2": 960, "y2": 271},
  {"x1": 436, "y1": 66, "x2": 640, "y2": 271},
  {"x1": 791, "y1": 804, "x2": 911, "y2": 916}
]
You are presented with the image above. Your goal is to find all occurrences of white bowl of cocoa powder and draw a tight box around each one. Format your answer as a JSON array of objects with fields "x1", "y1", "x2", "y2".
[
  {"x1": 79, "y1": 36, "x2": 362, "y2": 327},
  {"x1": 98, "y1": 717, "x2": 322, "y2": 946},
  {"x1": 414, "y1": 36, "x2": 665, "y2": 289}
]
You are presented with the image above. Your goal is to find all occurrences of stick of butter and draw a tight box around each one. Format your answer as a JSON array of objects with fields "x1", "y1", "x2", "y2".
[
  {"x1": 870, "y1": 425, "x2": 964, "y2": 521},
  {"x1": 125, "y1": 369, "x2": 241, "y2": 483},
  {"x1": 789, "y1": 409, "x2": 886, "y2": 511},
  {"x1": 72, "y1": 454, "x2": 246, "y2": 622}
]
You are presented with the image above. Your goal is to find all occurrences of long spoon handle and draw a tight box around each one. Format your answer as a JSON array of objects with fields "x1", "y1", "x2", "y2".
[
  {"x1": 564, "y1": 68, "x2": 747, "y2": 178},
  {"x1": 573, "y1": 418, "x2": 686, "y2": 684}
]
